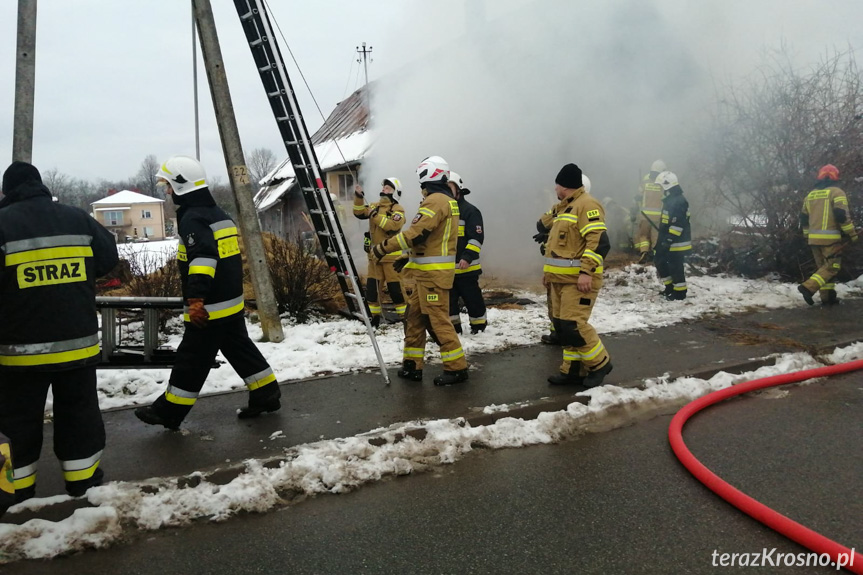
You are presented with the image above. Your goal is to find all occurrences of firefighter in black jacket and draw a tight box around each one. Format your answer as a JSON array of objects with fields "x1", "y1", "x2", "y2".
[
  {"x1": 446, "y1": 172, "x2": 487, "y2": 334},
  {"x1": 0, "y1": 161, "x2": 118, "y2": 502},
  {"x1": 135, "y1": 156, "x2": 281, "y2": 429},
  {"x1": 653, "y1": 171, "x2": 691, "y2": 300}
]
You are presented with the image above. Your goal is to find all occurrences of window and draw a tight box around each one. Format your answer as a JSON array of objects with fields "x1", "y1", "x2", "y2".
[
  {"x1": 141, "y1": 209, "x2": 152, "y2": 219},
  {"x1": 337, "y1": 173, "x2": 354, "y2": 201},
  {"x1": 104, "y1": 211, "x2": 124, "y2": 226}
]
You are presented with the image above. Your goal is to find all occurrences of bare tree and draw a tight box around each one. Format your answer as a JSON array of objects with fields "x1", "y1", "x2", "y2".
[
  {"x1": 247, "y1": 147, "x2": 278, "y2": 188},
  {"x1": 41, "y1": 168, "x2": 71, "y2": 202},
  {"x1": 698, "y1": 48, "x2": 863, "y2": 279},
  {"x1": 135, "y1": 154, "x2": 161, "y2": 198}
]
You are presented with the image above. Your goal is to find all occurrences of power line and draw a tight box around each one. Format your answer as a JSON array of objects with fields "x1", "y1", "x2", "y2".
[{"x1": 263, "y1": 0, "x2": 356, "y2": 178}]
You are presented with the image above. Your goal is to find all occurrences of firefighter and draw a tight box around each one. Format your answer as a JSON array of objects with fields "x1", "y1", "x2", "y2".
[
  {"x1": 370, "y1": 156, "x2": 469, "y2": 386},
  {"x1": 535, "y1": 175, "x2": 591, "y2": 345},
  {"x1": 653, "y1": 171, "x2": 692, "y2": 300},
  {"x1": 353, "y1": 177, "x2": 407, "y2": 326},
  {"x1": 544, "y1": 164, "x2": 613, "y2": 387},
  {"x1": 446, "y1": 172, "x2": 487, "y2": 334},
  {"x1": 0, "y1": 161, "x2": 119, "y2": 502},
  {"x1": 633, "y1": 160, "x2": 666, "y2": 262},
  {"x1": 135, "y1": 156, "x2": 281, "y2": 429},
  {"x1": 603, "y1": 196, "x2": 633, "y2": 253},
  {"x1": 798, "y1": 164, "x2": 858, "y2": 306}
]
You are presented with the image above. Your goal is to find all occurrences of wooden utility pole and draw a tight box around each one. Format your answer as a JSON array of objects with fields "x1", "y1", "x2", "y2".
[
  {"x1": 12, "y1": 0, "x2": 37, "y2": 163},
  {"x1": 191, "y1": 0, "x2": 284, "y2": 343}
]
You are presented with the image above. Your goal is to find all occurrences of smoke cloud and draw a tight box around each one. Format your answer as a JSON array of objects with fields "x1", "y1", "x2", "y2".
[{"x1": 360, "y1": 0, "x2": 863, "y2": 280}]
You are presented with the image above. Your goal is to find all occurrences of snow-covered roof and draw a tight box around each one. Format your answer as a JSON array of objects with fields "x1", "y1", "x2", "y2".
[
  {"x1": 254, "y1": 130, "x2": 374, "y2": 211},
  {"x1": 91, "y1": 190, "x2": 165, "y2": 206},
  {"x1": 254, "y1": 84, "x2": 373, "y2": 212}
]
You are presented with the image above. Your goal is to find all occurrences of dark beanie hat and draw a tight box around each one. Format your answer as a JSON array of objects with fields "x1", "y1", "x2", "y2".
[
  {"x1": 2, "y1": 161, "x2": 42, "y2": 195},
  {"x1": 555, "y1": 163, "x2": 582, "y2": 189}
]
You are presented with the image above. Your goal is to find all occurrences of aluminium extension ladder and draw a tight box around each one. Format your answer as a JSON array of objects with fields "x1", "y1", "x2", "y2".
[{"x1": 233, "y1": 0, "x2": 390, "y2": 383}]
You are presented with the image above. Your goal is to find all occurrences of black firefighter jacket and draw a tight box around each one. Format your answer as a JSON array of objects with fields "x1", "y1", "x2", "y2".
[
  {"x1": 174, "y1": 188, "x2": 246, "y2": 324},
  {"x1": 656, "y1": 187, "x2": 692, "y2": 254},
  {"x1": 0, "y1": 181, "x2": 118, "y2": 371},
  {"x1": 455, "y1": 196, "x2": 484, "y2": 277}
]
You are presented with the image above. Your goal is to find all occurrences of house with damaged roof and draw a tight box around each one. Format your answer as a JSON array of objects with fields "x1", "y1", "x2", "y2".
[{"x1": 254, "y1": 84, "x2": 373, "y2": 240}]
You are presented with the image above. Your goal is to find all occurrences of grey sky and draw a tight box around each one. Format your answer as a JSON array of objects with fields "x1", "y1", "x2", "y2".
[
  {"x1": 0, "y1": 0, "x2": 433, "y2": 182},
  {"x1": 3, "y1": 0, "x2": 863, "y2": 197}
]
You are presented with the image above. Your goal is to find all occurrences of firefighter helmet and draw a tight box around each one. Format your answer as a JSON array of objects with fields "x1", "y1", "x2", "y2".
[
  {"x1": 582, "y1": 174, "x2": 592, "y2": 194},
  {"x1": 156, "y1": 155, "x2": 208, "y2": 196},
  {"x1": 651, "y1": 159, "x2": 667, "y2": 173},
  {"x1": 448, "y1": 171, "x2": 463, "y2": 190},
  {"x1": 416, "y1": 156, "x2": 449, "y2": 184},
  {"x1": 655, "y1": 170, "x2": 678, "y2": 191},
  {"x1": 817, "y1": 164, "x2": 840, "y2": 181},
  {"x1": 381, "y1": 177, "x2": 402, "y2": 199}
]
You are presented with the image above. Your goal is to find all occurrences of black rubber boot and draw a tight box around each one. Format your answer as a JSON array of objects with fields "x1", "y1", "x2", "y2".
[
  {"x1": 370, "y1": 315, "x2": 381, "y2": 328},
  {"x1": 821, "y1": 289, "x2": 839, "y2": 306},
  {"x1": 135, "y1": 405, "x2": 182, "y2": 430},
  {"x1": 665, "y1": 290, "x2": 686, "y2": 301},
  {"x1": 67, "y1": 467, "x2": 104, "y2": 497},
  {"x1": 470, "y1": 324, "x2": 487, "y2": 335},
  {"x1": 433, "y1": 369, "x2": 469, "y2": 386},
  {"x1": 540, "y1": 332, "x2": 560, "y2": 345},
  {"x1": 547, "y1": 371, "x2": 585, "y2": 386},
  {"x1": 397, "y1": 360, "x2": 423, "y2": 381},
  {"x1": 238, "y1": 397, "x2": 281, "y2": 419},
  {"x1": 583, "y1": 361, "x2": 614, "y2": 388},
  {"x1": 659, "y1": 284, "x2": 673, "y2": 297},
  {"x1": 453, "y1": 323, "x2": 463, "y2": 335},
  {"x1": 797, "y1": 284, "x2": 815, "y2": 306}
]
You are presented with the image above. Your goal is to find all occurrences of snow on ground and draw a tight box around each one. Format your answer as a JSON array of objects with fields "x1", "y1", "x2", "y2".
[
  {"x1": 116, "y1": 238, "x2": 179, "y2": 271},
  {"x1": 85, "y1": 264, "x2": 863, "y2": 413},
  {"x1": 3, "y1": 344, "x2": 861, "y2": 561}
]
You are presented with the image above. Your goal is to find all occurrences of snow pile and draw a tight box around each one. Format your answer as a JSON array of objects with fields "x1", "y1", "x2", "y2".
[
  {"x1": 2, "y1": 345, "x2": 857, "y2": 562},
  {"x1": 87, "y1": 265, "x2": 863, "y2": 413}
]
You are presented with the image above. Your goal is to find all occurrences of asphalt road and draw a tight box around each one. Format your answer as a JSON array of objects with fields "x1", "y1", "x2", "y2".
[
  {"x1": 7, "y1": 372, "x2": 860, "y2": 574},
  {"x1": 20, "y1": 298, "x2": 863, "y2": 501}
]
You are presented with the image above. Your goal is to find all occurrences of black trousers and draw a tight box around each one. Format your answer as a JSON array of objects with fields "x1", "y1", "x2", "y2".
[
  {"x1": 0, "y1": 366, "x2": 105, "y2": 498},
  {"x1": 448, "y1": 273, "x2": 487, "y2": 331},
  {"x1": 655, "y1": 250, "x2": 687, "y2": 295},
  {"x1": 153, "y1": 315, "x2": 279, "y2": 424}
]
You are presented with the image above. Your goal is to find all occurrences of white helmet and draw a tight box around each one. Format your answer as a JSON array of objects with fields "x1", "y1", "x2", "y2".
[
  {"x1": 582, "y1": 173, "x2": 591, "y2": 194},
  {"x1": 655, "y1": 170, "x2": 679, "y2": 191},
  {"x1": 651, "y1": 159, "x2": 667, "y2": 173},
  {"x1": 448, "y1": 171, "x2": 463, "y2": 190},
  {"x1": 156, "y1": 155, "x2": 208, "y2": 195},
  {"x1": 381, "y1": 177, "x2": 402, "y2": 199},
  {"x1": 416, "y1": 156, "x2": 449, "y2": 184}
]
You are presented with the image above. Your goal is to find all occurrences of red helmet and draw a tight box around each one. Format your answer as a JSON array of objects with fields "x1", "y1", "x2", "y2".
[{"x1": 817, "y1": 164, "x2": 840, "y2": 181}]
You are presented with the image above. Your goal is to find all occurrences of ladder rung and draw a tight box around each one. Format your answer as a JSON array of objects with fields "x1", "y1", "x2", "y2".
[
  {"x1": 301, "y1": 187, "x2": 315, "y2": 192},
  {"x1": 316, "y1": 230, "x2": 331, "y2": 237},
  {"x1": 352, "y1": 312, "x2": 365, "y2": 320},
  {"x1": 285, "y1": 140, "x2": 299, "y2": 146},
  {"x1": 250, "y1": 39, "x2": 263, "y2": 48},
  {"x1": 309, "y1": 209, "x2": 323, "y2": 215},
  {"x1": 239, "y1": 10, "x2": 254, "y2": 21},
  {"x1": 344, "y1": 292, "x2": 359, "y2": 300}
]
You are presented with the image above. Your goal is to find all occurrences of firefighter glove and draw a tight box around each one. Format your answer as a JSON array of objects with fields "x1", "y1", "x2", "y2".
[
  {"x1": 393, "y1": 257, "x2": 409, "y2": 273},
  {"x1": 370, "y1": 207, "x2": 380, "y2": 219},
  {"x1": 187, "y1": 298, "x2": 209, "y2": 328},
  {"x1": 363, "y1": 232, "x2": 372, "y2": 253},
  {"x1": 371, "y1": 243, "x2": 387, "y2": 261},
  {"x1": 539, "y1": 243, "x2": 547, "y2": 256},
  {"x1": 533, "y1": 232, "x2": 549, "y2": 244}
]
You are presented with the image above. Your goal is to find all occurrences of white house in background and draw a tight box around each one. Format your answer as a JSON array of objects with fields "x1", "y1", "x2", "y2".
[
  {"x1": 254, "y1": 83, "x2": 373, "y2": 239},
  {"x1": 91, "y1": 190, "x2": 167, "y2": 243}
]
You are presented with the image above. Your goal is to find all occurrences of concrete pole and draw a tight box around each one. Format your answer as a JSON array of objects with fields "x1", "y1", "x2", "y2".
[
  {"x1": 191, "y1": 0, "x2": 284, "y2": 343},
  {"x1": 12, "y1": 0, "x2": 37, "y2": 163}
]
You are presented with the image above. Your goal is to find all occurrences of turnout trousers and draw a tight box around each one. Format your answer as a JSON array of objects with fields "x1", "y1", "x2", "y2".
[
  {"x1": 366, "y1": 259, "x2": 406, "y2": 319},
  {"x1": 655, "y1": 250, "x2": 688, "y2": 298},
  {"x1": 448, "y1": 274, "x2": 487, "y2": 332},
  {"x1": 152, "y1": 315, "x2": 280, "y2": 424},
  {"x1": 550, "y1": 281, "x2": 610, "y2": 376},
  {"x1": 634, "y1": 218, "x2": 658, "y2": 254},
  {"x1": 403, "y1": 282, "x2": 467, "y2": 372},
  {"x1": 802, "y1": 244, "x2": 842, "y2": 302},
  {"x1": 0, "y1": 366, "x2": 105, "y2": 501}
]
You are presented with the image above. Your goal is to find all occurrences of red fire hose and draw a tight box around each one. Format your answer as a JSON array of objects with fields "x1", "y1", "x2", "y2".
[{"x1": 669, "y1": 359, "x2": 863, "y2": 574}]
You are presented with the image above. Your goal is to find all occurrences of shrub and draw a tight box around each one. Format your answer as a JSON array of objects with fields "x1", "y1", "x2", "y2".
[{"x1": 264, "y1": 233, "x2": 343, "y2": 322}]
